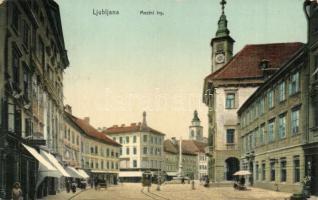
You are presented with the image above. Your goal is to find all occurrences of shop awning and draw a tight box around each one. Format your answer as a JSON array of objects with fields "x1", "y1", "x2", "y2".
[
  {"x1": 119, "y1": 171, "x2": 142, "y2": 178},
  {"x1": 77, "y1": 169, "x2": 89, "y2": 179},
  {"x1": 40, "y1": 150, "x2": 70, "y2": 177},
  {"x1": 22, "y1": 144, "x2": 59, "y2": 177},
  {"x1": 166, "y1": 172, "x2": 178, "y2": 176},
  {"x1": 66, "y1": 166, "x2": 84, "y2": 179},
  {"x1": 91, "y1": 170, "x2": 117, "y2": 174}
]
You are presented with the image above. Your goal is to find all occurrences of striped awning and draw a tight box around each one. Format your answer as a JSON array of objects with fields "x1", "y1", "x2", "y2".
[{"x1": 40, "y1": 150, "x2": 70, "y2": 177}]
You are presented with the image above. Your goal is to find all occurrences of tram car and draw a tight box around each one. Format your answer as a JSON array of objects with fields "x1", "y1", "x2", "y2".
[{"x1": 141, "y1": 171, "x2": 152, "y2": 187}]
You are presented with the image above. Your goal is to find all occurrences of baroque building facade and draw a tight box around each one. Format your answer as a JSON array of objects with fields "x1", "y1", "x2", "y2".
[
  {"x1": 103, "y1": 112, "x2": 165, "y2": 182},
  {"x1": 202, "y1": 0, "x2": 305, "y2": 183},
  {"x1": 64, "y1": 109, "x2": 121, "y2": 185},
  {"x1": 0, "y1": 0, "x2": 69, "y2": 199},
  {"x1": 238, "y1": 1, "x2": 318, "y2": 195},
  {"x1": 238, "y1": 46, "x2": 305, "y2": 193},
  {"x1": 237, "y1": 0, "x2": 318, "y2": 195}
]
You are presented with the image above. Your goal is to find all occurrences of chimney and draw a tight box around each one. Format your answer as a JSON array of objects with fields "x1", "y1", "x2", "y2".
[
  {"x1": 83, "y1": 117, "x2": 90, "y2": 124},
  {"x1": 121, "y1": 124, "x2": 125, "y2": 127},
  {"x1": 64, "y1": 104, "x2": 72, "y2": 114}
]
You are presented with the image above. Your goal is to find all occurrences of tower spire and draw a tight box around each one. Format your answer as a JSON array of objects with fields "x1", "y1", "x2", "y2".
[
  {"x1": 216, "y1": 0, "x2": 230, "y2": 38},
  {"x1": 221, "y1": 0, "x2": 226, "y2": 14}
]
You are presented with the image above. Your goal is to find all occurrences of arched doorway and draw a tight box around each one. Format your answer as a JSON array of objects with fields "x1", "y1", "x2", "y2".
[{"x1": 225, "y1": 157, "x2": 240, "y2": 181}]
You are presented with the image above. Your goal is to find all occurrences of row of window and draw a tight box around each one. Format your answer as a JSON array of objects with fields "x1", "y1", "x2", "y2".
[
  {"x1": 64, "y1": 127, "x2": 80, "y2": 145},
  {"x1": 84, "y1": 144, "x2": 119, "y2": 158},
  {"x1": 142, "y1": 147, "x2": 162, "y2": 156},
  {"x1": 84, "y1": 160, "x2": 119, "y2": 170},
  {"x1": 199, "y1": 165, "x2": 207, "y2": 170},
  {"x1": 241, "y1": 72, "x2": 300, "y2": 128},
  {"x1": 113, "y1": 134, "x2": 163, "y2": 145},
  {"x1": 120, "y1": 146, "x2": 137, "y2": 156},
  {"x1": 255, "y1": 156, "x2": 300, "y2": 183},
  {"x1": 10, "y1": 3, "x2": 64, "y2": 102},
  {"x1": 140, "y1": 160, "x2": 163, "y2": 169},
  {"x1": 242, "y1": 107, "x2": 300, "y2": 152},
  {"x1": 199, "y1": 155, "x2": 207, "y2": 161},
  {"x1": 165, "y1": 165, "x2": 177, "y2": 171}
]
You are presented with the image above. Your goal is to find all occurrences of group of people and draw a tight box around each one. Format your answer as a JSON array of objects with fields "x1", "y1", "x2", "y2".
[
  {"x1": 90, "y1": 178, "x2": 108, "y2": 190},
  {"x1": 65, "y1": 179, "x2": 78, "y2": 193}
]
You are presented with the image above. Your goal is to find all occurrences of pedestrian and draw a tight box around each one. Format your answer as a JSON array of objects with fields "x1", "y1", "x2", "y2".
[
  {"x1": 71, "y1": 181, "x2": 77, "y2": 193},
  {"x1": 239, "y1": 176, "x2": 245, "y2": 186},
  {"x1": 66, "y1": 179, "x2": 71, "y2": 193},
  {"x1": 90, "y1": 178, "x2": 94, "y2": 189},
  {"x1": 11, "y1": 182, "x2": 23, "y2": 200},
  {"x1": 94, "y1": 178, "x2": 99, "y2": 190}
]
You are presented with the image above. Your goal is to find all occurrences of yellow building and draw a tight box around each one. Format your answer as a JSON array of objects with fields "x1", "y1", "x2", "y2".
[{"x1": 65, "y1": 111, "x2": 121, "y2": 185}]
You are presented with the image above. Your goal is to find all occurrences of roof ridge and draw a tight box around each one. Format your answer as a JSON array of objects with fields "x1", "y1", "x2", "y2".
[
  {"x1": 204, "y1": 42, "x2": 304, "y2": 81},
  {"x1": 244, "y1": 42, "x2": 303, "y2": 46},
  {"x1": 66, "y1": 113, "x2": 120, "y2": 146}
]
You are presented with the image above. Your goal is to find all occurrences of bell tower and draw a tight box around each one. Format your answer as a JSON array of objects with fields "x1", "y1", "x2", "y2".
[
  {"x1": 189, "y1": 110, "x2": 203, "y2": 141},
  {"x1": 211, "y1": 0, "x2": 235, "y2": 72}
]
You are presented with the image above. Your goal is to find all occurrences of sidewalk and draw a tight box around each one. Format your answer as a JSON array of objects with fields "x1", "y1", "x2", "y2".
[{"x1": 42, "y1": 188, "x2": 88, "y2": 200}]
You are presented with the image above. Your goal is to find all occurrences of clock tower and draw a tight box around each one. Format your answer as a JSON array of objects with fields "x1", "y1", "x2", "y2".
[{"x1": 211, "y1": 0, "x2": 235, "y2": 72}]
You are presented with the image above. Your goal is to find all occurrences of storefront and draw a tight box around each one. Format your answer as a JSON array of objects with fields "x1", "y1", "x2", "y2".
[{"x1": 22, "y1": 144, "x2": 62, "y2": 198}]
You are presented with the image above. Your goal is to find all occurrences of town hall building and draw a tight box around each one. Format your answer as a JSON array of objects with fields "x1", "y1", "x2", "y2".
[{"x1": 202, "y1": 0, "x2": 304, "y2": 183}]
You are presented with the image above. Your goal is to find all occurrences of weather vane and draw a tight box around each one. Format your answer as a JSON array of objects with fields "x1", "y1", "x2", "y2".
[{"x1": 220, "y1": 0, "x2": 226, "y2": 14}]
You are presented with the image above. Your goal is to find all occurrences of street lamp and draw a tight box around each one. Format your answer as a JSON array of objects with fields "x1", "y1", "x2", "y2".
[{"x1": 156, "y1": 149, "x2": 161, "y2": 191}]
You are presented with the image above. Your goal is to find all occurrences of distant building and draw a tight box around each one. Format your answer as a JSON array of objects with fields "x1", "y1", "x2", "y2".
[
  {"x1": 103, "y1": 112, "x2": 165, "y2": 182},
  {"x1": 189, "y1": 110, "x2": 203, "y2": 142},
  {"x1": 65, "y1": 110, "x2": 121, "y2": 185},
  {"x1": 202, "y1": 0, "x2": 304, "y2": 183},
  {"x1": 163, "y1": 138, "x2": 207, "y2": 180}
]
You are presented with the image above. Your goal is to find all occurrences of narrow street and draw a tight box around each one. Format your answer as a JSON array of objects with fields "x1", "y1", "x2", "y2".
[{"x1": 70, "y1": 183, "x2": 291, "y2": 200}]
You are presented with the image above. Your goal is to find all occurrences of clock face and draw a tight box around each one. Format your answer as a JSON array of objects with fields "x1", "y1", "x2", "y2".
[{"x1": 215, "y1": 53, "x2": 225, "y2": 64}]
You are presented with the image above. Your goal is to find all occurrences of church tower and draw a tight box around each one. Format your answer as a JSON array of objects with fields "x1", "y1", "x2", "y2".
[
  {"x1": 211, "y1": 0, "x2": 235, "y2": 72},
  {"x1": 189, "y1": 110, "x2": 203, "y2": 141}
]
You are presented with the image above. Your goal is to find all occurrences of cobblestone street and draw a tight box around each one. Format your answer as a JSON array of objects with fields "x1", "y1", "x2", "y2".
[{"x1": 69, "y1": 183, "x2": 292, "y2": 200}]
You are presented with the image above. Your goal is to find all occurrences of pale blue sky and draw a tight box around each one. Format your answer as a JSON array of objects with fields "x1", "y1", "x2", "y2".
[{"x1": 56, "y1": 0, "x2": 307, "y2": 139}]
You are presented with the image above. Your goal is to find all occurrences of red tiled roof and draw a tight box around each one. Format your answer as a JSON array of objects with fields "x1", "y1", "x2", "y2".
[
  {"x1": 164, "y1": 139, "x2": 207, "y2": 155},
  {"x1": 104, "y1": 123, "x2": 165, "y2": 136},
  {"x1": 163, "y1": 140, "x2": 179, "y2": 154},
  {"x1": 181, "y1": 140, "x2": 207, "y2": 154},
  {"x1": 205, "y1": 42, "x2": 304, "y2": 81},
  {"x1": 65, "y1": 113, "x2": 121, "y2": 147}
]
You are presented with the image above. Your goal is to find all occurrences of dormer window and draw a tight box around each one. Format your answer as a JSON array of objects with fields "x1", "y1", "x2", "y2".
[{"x1": 259, "y1": 59, "x2": 269, "y2": 70}]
